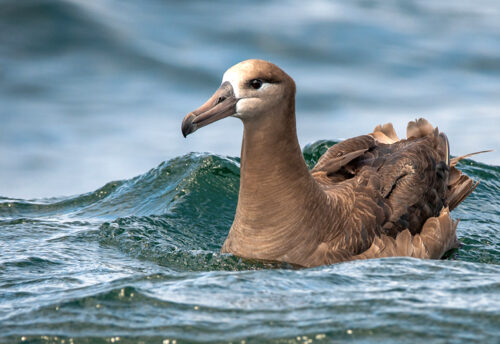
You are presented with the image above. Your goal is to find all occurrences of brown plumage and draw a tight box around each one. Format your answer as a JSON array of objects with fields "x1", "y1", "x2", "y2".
[{"x1": 181, "y1": 59, "x2": 485, "y2": 267}]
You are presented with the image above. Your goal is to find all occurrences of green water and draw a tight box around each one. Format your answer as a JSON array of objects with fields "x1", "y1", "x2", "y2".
[{"x1": 1, "y1": 142, "x2": 499, "y2": 343}]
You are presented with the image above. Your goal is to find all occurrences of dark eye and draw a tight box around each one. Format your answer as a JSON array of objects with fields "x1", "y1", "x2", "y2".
[{"x1": 250, "y1": 79, "x2": 263, "y2": 89}]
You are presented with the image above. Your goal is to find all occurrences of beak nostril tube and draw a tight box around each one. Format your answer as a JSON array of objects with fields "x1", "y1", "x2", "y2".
[{"x1": 181, "y1": 81, "x2": 237, "y2": 138}]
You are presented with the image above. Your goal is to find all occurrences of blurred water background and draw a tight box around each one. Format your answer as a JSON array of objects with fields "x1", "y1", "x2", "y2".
[
  {"x1": 1, "y1": 0, "x2": 500, "y2": 343},
  {"x1": 1, "y1": 0, "x2": 499, "y2": 198}
]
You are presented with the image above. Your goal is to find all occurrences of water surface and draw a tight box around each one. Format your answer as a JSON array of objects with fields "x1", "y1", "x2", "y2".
[{"x1": 1, "y1": 147, "x2": 500, "y2": 343}]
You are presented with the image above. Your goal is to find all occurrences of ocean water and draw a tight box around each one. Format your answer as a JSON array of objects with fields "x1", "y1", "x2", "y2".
[
  {"x1": 1, "y1": 148, "x2": 500, "y2": 343},
  {"x1": 1, "y1": 0, "x2": 500, "y2": 343}
]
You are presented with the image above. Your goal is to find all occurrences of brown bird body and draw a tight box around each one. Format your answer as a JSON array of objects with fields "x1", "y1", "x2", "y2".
[{"x1": 181, "y1": 59, "x2": 481, "y2": 267}]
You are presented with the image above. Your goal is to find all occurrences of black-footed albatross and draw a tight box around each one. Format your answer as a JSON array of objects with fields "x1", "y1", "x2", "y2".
[{"x1": 181, "y1": 59, "x2": 485, "y2": 267}]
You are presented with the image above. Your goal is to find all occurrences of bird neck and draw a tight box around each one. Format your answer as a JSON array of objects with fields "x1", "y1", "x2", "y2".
[
  {"x1": 222, "y1": 102, "x2": 330, "y2": 264},
  {"x1": 239, "y1": 103, "x2": 309, "y2": 191}
]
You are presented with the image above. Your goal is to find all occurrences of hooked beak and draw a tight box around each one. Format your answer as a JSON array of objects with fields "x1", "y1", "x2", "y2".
[{"x1": 181, "y1": 81, "x2": 237, "y2": 137}]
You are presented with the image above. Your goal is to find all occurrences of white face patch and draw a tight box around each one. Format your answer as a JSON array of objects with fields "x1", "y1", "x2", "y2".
[
  {"x1": 221, "y1": 62, "x2": 275, "y2": 119},
  {"x1": 223, "y1": 69, "x2": 272, "y2": 100},
  {"x1": 222, "y1": 69, "x2": 241, "y2": 99}
]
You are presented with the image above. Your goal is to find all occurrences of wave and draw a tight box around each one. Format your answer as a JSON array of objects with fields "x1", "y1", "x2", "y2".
[
  {"x1": 0, "y1": 153, "x2": 240, "y2": 218},
  {"x1": 0, "y1": 142, "x2": 336, "y2": 221},
  {"x1": 0, "y1": 141, "x2": 337, "y2": 220}
]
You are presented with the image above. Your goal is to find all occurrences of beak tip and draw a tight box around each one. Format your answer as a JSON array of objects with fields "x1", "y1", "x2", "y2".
[
  {"x1": 181, "y1": 123, "x2": 190, "y2": 138},
  {"x1": 181, "y1": 113, "x2": 196, "y2": 138}
]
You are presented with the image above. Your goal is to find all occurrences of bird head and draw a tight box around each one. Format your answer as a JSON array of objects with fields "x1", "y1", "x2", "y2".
[{"x1": 181, "y1": 59, "x2": 295, "y2": 137}]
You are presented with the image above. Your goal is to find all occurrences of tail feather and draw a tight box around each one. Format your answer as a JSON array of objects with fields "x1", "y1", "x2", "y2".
[
  {"x1": 450, "y1": 150, "x2": 493, "y2": 167},
  {"x1": 446, "y1": 149, "x2": 491, "y2": 210},
  {"x1": 447, "y1": 167, "x2": 480, "y2": 211},
  {"x1": 372, "y1": 123, "x2": 399, "y2": 144},
  {"x1": 407, "y1": 118, "x2": 434, "y2": 139}
]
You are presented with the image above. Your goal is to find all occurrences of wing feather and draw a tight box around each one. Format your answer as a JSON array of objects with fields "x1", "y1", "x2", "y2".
[{"x1": 311, "y1": 118, "x2": 473, "y2": 263}]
